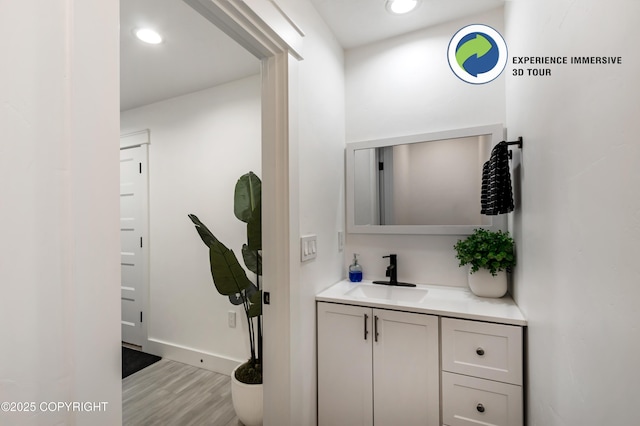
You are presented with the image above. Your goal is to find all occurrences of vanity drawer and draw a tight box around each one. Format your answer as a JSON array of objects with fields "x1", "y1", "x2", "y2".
[
  {"x1": 441, "y1": 318, "x2": 522, "y2": 385},
  {"x1": 442, "y1": 372, "x2": 522, "y2": 426}
]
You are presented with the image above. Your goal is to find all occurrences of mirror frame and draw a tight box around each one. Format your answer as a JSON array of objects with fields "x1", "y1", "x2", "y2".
[{"x1": 346, "y1": 124, "x2": 507, "y2": 235}]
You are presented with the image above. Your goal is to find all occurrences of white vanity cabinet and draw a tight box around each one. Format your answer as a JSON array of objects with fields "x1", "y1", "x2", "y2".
[
  {"x1": 317, "y1": 302, "x2": 440, "y2": 426},
  {"x1": 316, "y1": 281, "x2": 527, "y2": 426},
  {"x1": 441, "y1": 318, "x2": 523, "y2": 426}
]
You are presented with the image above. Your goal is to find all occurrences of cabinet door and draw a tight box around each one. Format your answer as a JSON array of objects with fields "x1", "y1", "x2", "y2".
[
  {"x1": 373, "y1": 309, "x2": 440, "y2": 426},
  {"x1": 318, "y1": 302, "x2": 373, "y2": 426}
]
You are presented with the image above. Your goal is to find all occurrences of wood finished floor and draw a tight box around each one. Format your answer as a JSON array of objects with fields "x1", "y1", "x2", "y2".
[{"x1": 123, "y1": 358, "x2": 242, "y2": 426}]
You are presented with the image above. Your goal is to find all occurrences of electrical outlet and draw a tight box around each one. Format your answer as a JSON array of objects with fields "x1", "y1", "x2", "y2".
[
  {"x1": 338, "y1": 231, "x2": 344, "y2": 252},
  {"x1": 228, "y1": 311, "x2": 236, "y2": 328}
]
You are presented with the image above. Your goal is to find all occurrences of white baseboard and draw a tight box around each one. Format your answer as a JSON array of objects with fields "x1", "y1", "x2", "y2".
[{"x1": 143, "y1": 338, "x2": 243, "y2": 376}]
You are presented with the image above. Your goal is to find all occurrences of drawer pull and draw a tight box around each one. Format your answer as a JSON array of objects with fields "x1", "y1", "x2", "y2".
[
  {"x1": 476, "y1": 403, "x2": 485, "y2": 413},
  {"x1": 476, "y1": 347, "x2": 485, "y2": 356}
]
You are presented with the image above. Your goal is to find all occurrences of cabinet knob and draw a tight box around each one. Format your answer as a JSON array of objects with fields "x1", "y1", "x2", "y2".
[
  {"x1": 476, "y1": 403, "x2": 485, "y2": 413},
  {"x1": 476, "y1": 347, "x2": 485, "y2": 356}
]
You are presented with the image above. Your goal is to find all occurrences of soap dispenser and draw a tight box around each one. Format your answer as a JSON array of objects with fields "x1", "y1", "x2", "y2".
[{"x1": 348, "y1": 253, "x2": 363, "y2": 282}]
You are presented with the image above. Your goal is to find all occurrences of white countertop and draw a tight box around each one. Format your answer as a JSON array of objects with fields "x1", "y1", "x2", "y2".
[{"x1": 316, "y1": 280, "x2": 527, "y2": 326}]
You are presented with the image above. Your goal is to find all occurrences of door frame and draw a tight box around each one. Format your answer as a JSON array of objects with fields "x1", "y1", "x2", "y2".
[
  {"x1": 120, "y1": 130, "x2": 150, "y2": 349},
  {"x1": 183, "y1": 1, "x2": 304, "y2": 424}
]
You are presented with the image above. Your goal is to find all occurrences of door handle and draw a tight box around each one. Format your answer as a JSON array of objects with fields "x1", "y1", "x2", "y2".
[
  {"x1": 364, "y1": 314, "x2": 369, "y2": 340},
  {"x1": 374, "y1": 315, "x2": 379, "y2": 342}
]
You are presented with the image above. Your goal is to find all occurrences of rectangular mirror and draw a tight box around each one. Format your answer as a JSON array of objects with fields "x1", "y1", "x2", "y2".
[{"x1": 346, "y1": 124, "x2": 507, "y2": 235}]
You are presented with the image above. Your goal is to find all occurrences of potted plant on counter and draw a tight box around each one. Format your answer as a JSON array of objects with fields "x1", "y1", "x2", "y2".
[
  {"x1": 453, "y1": 228, "x2": 516, "y2": 298},
  {"x1": 188, "y1": 171, "x2": 263, "y2": 426}
]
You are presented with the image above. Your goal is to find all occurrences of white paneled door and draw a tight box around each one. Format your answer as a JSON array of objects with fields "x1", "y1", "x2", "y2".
[{"x1": 120, "y1": 143, "x2": 149, "y2": 347}]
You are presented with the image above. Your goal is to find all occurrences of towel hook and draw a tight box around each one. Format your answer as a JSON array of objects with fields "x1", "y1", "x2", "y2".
[{"x1": 506, "y1": 137, "x2": 523, "y2": 159}]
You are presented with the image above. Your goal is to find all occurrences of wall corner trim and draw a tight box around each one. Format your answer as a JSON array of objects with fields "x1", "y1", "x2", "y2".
[
  {"x1": 120, "y1": 129, "x2": 150, "y2": 149},
  {"x1": 184, "y1": 0, "x2": 304, "y2": 60}
]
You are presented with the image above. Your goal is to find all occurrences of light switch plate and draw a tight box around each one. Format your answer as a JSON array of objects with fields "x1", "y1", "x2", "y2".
[{"x1": 300, "y1": 235, "x2": 317, "y2": 262}]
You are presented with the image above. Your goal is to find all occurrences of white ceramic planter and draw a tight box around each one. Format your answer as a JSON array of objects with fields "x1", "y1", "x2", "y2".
[
  {"x1": 231, "y1": 365, "x2": 263, "y2": 426},
  {"x1": 468, "y1": 269, "x2": 507, "y2": 298}
]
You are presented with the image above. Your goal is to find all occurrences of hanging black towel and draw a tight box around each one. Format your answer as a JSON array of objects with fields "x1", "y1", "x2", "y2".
[{"x1": 481, "y1": 141, "x2": 514, "y2": 215}]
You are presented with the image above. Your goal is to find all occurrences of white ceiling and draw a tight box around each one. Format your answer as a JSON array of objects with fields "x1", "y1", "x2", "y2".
[
  {"x1": 120, "y1": 0, "x2": 260, "y2": 111},
  {"x1": 309, "y1": 0, "x2": 505, "y2": 49},
  {"x1": 120, "y1": 0, "x2": 505, "y2": 111}
]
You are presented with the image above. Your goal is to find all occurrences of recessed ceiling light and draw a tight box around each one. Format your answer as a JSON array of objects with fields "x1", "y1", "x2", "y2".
[
  {"x1": 134, "y1": 28, "x2": 163, "y2": 45},
  {"x1": 386, "y1": 0, "x2": 421, "y2": 15}
]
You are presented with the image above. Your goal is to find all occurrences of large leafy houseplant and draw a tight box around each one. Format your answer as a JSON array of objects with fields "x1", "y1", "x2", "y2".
[
  {"x1": 454, "y1": 228, "x2": 516, "y2": 276},
  {"x1": 188, "y1": 171, "x2": 262, "y2": 384}
]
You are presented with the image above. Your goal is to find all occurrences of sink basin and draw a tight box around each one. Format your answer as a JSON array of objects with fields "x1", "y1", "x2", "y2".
[{"x1": 346, "y1": 284, "x2": 428, "y2": 304}]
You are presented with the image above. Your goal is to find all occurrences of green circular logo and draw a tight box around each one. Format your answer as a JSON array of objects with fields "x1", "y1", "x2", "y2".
[{"x1": 448, "y1": 24, "x2": 508, "y2": 84}]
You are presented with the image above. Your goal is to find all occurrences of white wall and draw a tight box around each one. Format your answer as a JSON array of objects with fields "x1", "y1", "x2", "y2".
[
  {"x1": 120, "y1": 75, "x2": 261, "y2": 374},
  {"x1": 0, "y1": 1, "x2": 121, "y2": 425},
  {"x1": 276, "y1": 1, "x2": 347, "y2": 424},
  {"x1": 505, "y1": 1, "x2": 640, "y2": 424},
  {"x1": 345, "y1": 8, "x2": 506, "y2": 287}
]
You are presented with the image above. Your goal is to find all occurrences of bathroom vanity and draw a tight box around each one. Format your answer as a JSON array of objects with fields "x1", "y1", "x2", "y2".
[{"x1": 316, "y1": 280, "x2": 526, "y2": 426}]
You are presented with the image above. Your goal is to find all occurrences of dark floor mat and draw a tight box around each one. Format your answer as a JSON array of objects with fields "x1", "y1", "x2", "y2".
[{"x1": 122, "y1": 346, "x2": 161, "y2": 379}]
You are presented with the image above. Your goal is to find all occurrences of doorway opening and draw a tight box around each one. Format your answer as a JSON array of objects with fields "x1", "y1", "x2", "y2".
[
  {"x1": 119, "y1": 0, "x2": 262, "y2": 354},
  {"x1": 120, "y1": 0, "x2": 299, "y2": 423}
]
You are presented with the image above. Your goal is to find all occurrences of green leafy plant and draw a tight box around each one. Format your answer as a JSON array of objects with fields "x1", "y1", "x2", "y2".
[
  {"x1": 188, "y1": 171, "x2": 262, "y2": 384},
  {"x1": 454, "y1": 228, "x2": 516, "y2": 276}
]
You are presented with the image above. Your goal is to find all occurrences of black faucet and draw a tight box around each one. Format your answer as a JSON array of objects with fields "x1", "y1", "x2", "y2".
[
  {"x1": 372, "y1": 254, "x2": 416, "y2": 287},
  {"x1": 383, "y1": 254, "x2": 398, "y2": 283}
]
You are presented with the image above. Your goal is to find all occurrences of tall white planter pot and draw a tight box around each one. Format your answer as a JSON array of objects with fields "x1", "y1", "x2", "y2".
[
  {"x1": 231, "y1": 365, "x2": 263, "y2": 426},
  {"x1": 468, "y1": 269, "x2": 507, "y2": 298}
]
